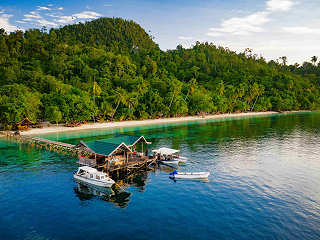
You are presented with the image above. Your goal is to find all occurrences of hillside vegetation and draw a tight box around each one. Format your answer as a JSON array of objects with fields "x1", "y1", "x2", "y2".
[{"x1": 0, "y1": 17, "x2": 320, "y2": 129}]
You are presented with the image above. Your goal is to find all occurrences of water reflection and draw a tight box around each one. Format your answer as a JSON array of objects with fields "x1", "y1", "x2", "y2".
[
  {"x1": 73, "y1": 172, "x2": 150, "y2": 208},
  {"x1": 74, "y1": 183, "x2": 131, "y2": 208}
]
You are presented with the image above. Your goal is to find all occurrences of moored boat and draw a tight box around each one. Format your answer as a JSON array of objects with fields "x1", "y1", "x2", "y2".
[
  {"x1": 159, "y1": 159, "x2": 180, "y2": 167},
  {"x1": 153, "y1": 147, "x2": 188, "y2": 164},
  {"x1": 73, "y1": 166, "x2": 115, "y2": 188},
  {"x1": 169, "y1": 170, "x2": 210, "y2": 179}
]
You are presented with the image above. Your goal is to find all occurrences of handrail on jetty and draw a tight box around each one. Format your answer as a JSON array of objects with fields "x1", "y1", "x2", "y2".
[{"x1": 3, "y1": 131, "x2": 90, "y2": 155}]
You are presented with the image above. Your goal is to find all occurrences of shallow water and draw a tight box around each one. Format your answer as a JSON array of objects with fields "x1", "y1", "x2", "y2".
[{"x1": 1, "y1": 112, "x2": 320, "y2": 240}]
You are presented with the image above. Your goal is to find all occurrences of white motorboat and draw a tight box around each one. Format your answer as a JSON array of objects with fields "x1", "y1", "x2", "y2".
[
  {"x1": 153, "y1": 147, "x2": 187, "y2": 164},
  {"x1": 74, "y1": 166, "x2": 115, "y2": 188},
  {"x1": 169, "y1": 170, "x2": 210, "y2": 179}
]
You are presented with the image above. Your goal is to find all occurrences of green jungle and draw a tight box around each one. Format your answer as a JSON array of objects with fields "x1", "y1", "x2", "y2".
[{"x1": 1, "y1": 17, "x2": 320, "y2": 129}]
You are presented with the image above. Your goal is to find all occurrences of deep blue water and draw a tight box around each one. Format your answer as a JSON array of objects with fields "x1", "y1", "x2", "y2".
[{"x1": 1, "y1": 112, "x2": 320, "y2": 240}]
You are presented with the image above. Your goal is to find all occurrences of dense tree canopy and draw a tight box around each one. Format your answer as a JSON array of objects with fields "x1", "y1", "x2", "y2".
[{"x1": 0, "y1": 17, "x2": 319, "y2": 129}]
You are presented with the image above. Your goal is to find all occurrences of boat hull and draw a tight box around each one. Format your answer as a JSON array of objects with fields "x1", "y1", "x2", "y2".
[
  {"x1": 173, "y1": 172, "x2": 210, "y2": 179},
  {"x1": 174, "y1": 156, "x2": 188, "y2": 163},
  {"x1": 159, "y1": 160, "x2": 179, "y2": 167},
  {"x1": 74, "y1": 174, "x2": 115, "y2": 188}
]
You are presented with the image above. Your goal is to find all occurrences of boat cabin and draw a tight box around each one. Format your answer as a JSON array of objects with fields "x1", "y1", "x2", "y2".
[
  {"x1": 76, "y1": 166, "x2": 108, "y2": 181},
  {"x1": 152, "y1": 147, "x2": 180, "y2": 160}
]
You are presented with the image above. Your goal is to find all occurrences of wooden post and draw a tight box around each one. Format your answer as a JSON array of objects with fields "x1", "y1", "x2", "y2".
[{"x1": 142, "y1": 142, "x2": 144, "y2": 156}]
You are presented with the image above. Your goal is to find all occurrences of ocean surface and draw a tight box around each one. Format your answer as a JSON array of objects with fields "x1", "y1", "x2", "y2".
[{"x1": 1, "y1": 112, "x2": 320, "y2": 240}]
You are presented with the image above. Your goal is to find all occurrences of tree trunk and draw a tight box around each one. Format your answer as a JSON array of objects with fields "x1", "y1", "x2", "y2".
[
  {"x1": 169, "y1": 93, "x2": 175, "y2": 110},
  {"x1": 111, "y1": 100, "x2": 121, "y2": 121},
  {"x1": 251, "y1": 95, "x2": 259, "y2": 111}
]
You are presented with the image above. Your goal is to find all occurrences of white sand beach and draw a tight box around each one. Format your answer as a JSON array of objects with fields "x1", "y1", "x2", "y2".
[{"x1": 18, "y1": 111, "x2": 283, "y2": 136}]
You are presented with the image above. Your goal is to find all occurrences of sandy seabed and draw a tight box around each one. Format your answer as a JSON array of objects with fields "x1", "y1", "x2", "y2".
[{"x1": 17, "y1": 111, "x2": 284, "y2": 136}]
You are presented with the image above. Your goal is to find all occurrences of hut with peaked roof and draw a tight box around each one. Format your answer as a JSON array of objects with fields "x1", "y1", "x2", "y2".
[
  {"x1": 101, "y1": 135, "x2": 151, "y2": 152},
  {"x1": 15, "y1": 117, "x2": 36, "y2": 131},
  {"x1": 76, "y1": 135, "x2": 153, "y2": 176},
  {"x1": 76, "y1": 140, "x2": 132, "y2": 167}
]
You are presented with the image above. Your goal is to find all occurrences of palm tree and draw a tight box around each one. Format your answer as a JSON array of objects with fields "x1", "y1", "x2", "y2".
[
  {"x1": 311, "y1": 56, "x2": 318, "y2": 66},
  {"x1": 125, "y1": 93, "x2": 138, "y2": 119},
  {"x1": 280, "y1": 56, "x2": 287, "y2": 66},
  {"x1": 184, "y1": 78, "x2": 197, "y2": 101},
  {"x1": 110, "y1": 87, "x2": 128, "y2": 121}
]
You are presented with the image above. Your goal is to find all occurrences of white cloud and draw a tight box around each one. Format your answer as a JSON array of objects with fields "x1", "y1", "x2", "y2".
[
  {"x1": 178, "y1": 36, "x2": 193, "y2": 40},
  {"x1": 72, "y1": 11, "x2": 102, "y2": 19},
  {"x1": 46, "y1": 13, "x2": 57, "y2": 17},
  {"x1": 13, "y1": 6, "x2": 102, "y2": 31},
  {"x1": 24, "y1": 12, "x2": 41, "y2": 19},
  {"x1": 22, "y1": 9, "x2": 59, "y2": 27},
  {"x1": 53, "y1": 11, "x2": 102, "y2": 25},
  {"x1": 266, "y1": 0, "x2": 296, "y2": 12},
  {"x1": 282, "y1": 26, "x2": 320, "y2": 34},
  {"x1": 207, "y1": 0, "x2": 298, "y2": 37},
  {"x1": 15, "y1": 5, "x2": 102, "y2": 30},
  {"x1": 37, "y1": 6, "x2": 51, "y2": 11},
  {"x1": 0, "y1": 13, "x2": 20, "y2": 32},
  {"x1": 37, "y1": 18, "x2": 57, "y2": 27},
  {"x1": 208, "y1": 11, "x2": 270, "y2": 36},
  {"x1": 56, "y1": 16, "x2": 74, "y2": 24}
]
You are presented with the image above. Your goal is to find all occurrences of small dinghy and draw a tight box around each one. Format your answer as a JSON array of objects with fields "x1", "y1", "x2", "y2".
[
  {"x1": 74, "y1": 166, "x2": 115, "y2": 188},
  {"x1": 169, "y1": 170, "x2": 210, "y2": 179}
]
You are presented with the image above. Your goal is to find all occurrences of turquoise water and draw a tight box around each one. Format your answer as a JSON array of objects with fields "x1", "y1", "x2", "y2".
[{"x1": 1, "y1": 112, "x2": 320, "y2": 239}]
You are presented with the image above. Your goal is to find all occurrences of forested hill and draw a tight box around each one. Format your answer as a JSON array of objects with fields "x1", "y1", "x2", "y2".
[
  {"x1": 0, "y1": 17, "x2": 319, "y2": 129},
  {"x1": 53, "y1": 18, "x2": 158, "y2": 52}
]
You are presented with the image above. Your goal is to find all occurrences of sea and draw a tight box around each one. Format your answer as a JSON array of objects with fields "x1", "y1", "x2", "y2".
[{"x1": 0, "y1": 112, "x2": 320, "y2": 240}]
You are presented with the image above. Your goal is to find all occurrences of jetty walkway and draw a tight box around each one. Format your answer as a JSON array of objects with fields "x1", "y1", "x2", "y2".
[{"x1": 2, "y1": 131, "x2": 87, "y2": 155}]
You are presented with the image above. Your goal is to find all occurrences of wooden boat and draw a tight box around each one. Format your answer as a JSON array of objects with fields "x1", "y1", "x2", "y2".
[
  {"x1": 169, "y1": 170, "x2": 210, "y2": 179},
  {"x1": 74, "y1": 166, "x2": 115, "y2": 188}
]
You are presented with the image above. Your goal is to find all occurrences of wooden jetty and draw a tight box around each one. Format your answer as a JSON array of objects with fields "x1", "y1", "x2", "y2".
[
  {"x1": 2, "y1": 131, "x2": 156, "y2": 181},
  {"x1": 3, "y1": 132, "x2": 85, "y2": 155}
]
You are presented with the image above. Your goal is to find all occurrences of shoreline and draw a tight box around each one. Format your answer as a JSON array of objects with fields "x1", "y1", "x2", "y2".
[
  {"x1": 18, "y1": 111, "x2": 283, "y2": 136},
  {"x1": 0, "y1": 110, "x2": 314, "y2": 137}
]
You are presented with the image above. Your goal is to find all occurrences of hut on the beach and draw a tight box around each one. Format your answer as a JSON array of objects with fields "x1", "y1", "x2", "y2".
[{"x1": 15, "y1": 117, "x2": 36, "y2": 131}]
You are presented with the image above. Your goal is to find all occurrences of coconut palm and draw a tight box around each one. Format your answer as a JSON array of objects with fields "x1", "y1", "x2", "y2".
[
  {"x1": 110, "y1": 87, "x2": 128, "y2": 121},
  {"x1": 311, "y1": 56, "x2": 318, "y2": 66}
]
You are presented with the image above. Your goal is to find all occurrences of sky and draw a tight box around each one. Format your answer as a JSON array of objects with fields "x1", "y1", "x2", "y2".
[{"x1": 0, "y1": 0, "x2": 319, "y2": 64}]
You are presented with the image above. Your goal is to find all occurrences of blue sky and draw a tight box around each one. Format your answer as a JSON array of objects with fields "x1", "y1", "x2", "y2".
[{"x1": 0, "y1": 0, "x2": 319, "y2": 64}]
